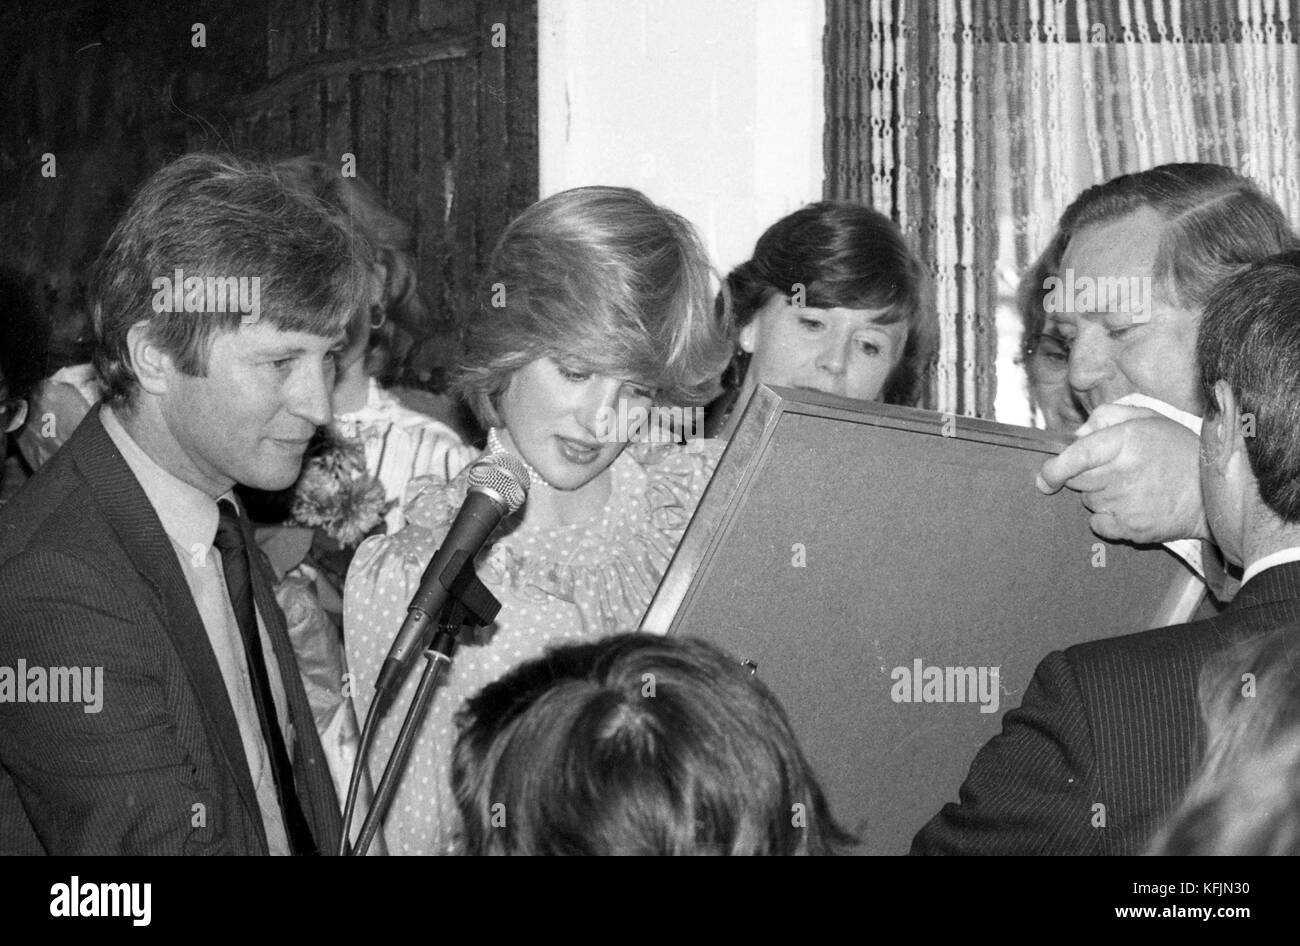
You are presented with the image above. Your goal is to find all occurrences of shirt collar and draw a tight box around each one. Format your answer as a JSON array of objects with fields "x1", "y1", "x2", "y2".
[
  {"x1": 1241, "y1": 547, "x2": 1300, "y2": 588},
  {"x1": 100, "y1": 405, "x2": 227, "y2": 553}
]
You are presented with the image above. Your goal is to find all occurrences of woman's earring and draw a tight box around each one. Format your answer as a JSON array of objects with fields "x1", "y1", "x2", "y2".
[{"x1": 369, "y1": 305, "x2": 387, "y2": 330}]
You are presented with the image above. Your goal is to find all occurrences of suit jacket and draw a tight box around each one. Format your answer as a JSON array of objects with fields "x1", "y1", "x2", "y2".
[
  {"x1": 911, "y1": 560, "x2": 1300, "y2": 855},
  {"x1": 0, "y1": 408, "x2": 342, "y2": 854}
]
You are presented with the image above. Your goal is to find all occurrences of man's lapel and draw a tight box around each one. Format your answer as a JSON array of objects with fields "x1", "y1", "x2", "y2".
[{"x1": 72, "y1": 408, "x2": 265, "y2": 839}]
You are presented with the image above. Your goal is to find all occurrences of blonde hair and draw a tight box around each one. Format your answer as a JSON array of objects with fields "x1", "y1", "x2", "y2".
[{"x1": 452, "y1": 186, "x2": 732, "y2": 428}]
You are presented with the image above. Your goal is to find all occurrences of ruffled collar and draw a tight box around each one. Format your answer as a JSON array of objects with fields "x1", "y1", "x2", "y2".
[{"x1": 399, "y1": 440, "x2": 722, "y2": 634}]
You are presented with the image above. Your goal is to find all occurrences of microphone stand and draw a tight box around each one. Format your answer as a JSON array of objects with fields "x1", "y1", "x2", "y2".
[{"x1": 346, "y1": 551, "x2": 501, "y2": 857}]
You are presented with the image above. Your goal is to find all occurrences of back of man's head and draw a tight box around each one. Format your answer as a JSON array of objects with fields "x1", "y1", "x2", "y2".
[
  {"x1": 91, "y1": 152, "x2": 375, "y2": 410},
  {"x1": 1198, "y1": 251, "x2": 1300, "y2": 524},
  {"x1": 1062, "y1": 163, "x2": 1296, "y2": 310}
]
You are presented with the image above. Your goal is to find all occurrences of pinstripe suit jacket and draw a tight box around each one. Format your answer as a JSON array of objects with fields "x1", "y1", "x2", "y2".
[
  {"x1": 0, "y1": 409, "x2": 342, "y2": 854},
  {"x1": 911, "y1": 561, "x2": 1300, "y2": 855}
]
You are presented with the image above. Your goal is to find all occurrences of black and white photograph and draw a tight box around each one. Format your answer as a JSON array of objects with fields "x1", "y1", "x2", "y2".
[{"x1": 0, "y1": 0, "x2": 1292, "y2": 914}]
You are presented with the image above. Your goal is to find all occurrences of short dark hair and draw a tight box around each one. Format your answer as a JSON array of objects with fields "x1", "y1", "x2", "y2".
[
  {"x1": 91, "y1": 152, "x2": 374, "y2": 408},
  {"x1": 722, "y1": 201, "x2": 936, "y2": 406},
  {"x1": 451, "y1": 633, "x2": 856, "y2": 855},
  {"x1": 1061, "y1": 162, "x2": 1296, "y2": 310},
  {"x1": 1197, "y1": 251, "x2": 1300, "y2": 523}
]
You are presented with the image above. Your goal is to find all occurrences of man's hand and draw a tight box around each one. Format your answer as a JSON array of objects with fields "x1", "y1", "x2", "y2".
[{"x1": 1036, "y1": 404, "x2": 1210, "y2": 544}]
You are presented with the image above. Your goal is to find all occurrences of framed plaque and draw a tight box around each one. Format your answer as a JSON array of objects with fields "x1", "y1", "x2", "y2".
[{"x1": 642, "y1": 386, "x2": 1198, "y2": 854}]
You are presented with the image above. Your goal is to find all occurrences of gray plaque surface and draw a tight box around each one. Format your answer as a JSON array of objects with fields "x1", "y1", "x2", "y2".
[{"x1": 642, "y1": 385, "x2": 1194, "y2": 855}]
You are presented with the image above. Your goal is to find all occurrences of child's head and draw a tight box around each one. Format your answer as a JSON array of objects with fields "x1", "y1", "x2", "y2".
[{"x1": 451, "y1": 633, "x2": 855, "y2": 855}]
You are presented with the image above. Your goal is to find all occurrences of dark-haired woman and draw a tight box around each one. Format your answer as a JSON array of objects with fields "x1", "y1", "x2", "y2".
[{"x1": 709, "y1": 201, "x2": 937, "y2": 436}]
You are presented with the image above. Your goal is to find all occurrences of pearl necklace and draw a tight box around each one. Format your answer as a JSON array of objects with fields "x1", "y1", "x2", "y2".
[{"x1": 486, "y1": 427, "x2": 548, "y2": 490}]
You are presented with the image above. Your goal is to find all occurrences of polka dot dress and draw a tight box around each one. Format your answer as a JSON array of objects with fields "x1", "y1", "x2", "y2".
[{"x1": 343, "y1": 437, "x2": 725, "y2": 854}]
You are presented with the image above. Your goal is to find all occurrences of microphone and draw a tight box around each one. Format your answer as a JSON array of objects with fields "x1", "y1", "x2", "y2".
[{"x1": 372, "y1": 452, "x2": 530, "y2": 709}]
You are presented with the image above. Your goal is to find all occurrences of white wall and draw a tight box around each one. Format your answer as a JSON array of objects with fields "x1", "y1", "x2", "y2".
[{"x1": 538, "y1": 0, "x2": 824, "y2": 273}]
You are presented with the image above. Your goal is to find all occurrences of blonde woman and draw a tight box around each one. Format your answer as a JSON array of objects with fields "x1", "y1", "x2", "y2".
[{"x1": 344, "y1": 186, "x2": 732, "y2": 854}]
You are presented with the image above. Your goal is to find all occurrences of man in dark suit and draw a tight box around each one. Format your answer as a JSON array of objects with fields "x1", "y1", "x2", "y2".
[
  {"x1": 0, "y1": 153, "x2": 374, "y2": 854},
  {"x1": 914, "y1": 251, "x2": 1300, "y2": 854}
]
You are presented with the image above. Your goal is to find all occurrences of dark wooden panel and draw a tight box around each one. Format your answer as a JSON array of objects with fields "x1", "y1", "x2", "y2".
[
  {"x1": 324, "y1": 0, "x2": 352, "y2": 52},
  {"x1": 501, "y1": 1, "x2": 538, "y2": 213},
  {"x1": 0, "y1": 1, "x2": 271, "y2": 403},
  {"x1": 321, "y1": 73, "x2": 352, "y2": 160},
  {"x1": 476, "y1": 6, "x2": 509, "y2": 256},
  {"x1": 267, "y1": 0, "x2": 293, "y2": 77},
  {"x1": 302, "y1": 0, "x2": 324, "y2": 60},
  {"x1": 354, "y1": 71, "x2": 387, "y2": 192},
  {"x1": 292, "y1": 0, "x2": 323, "y2": 152},
  {"x1": 0, "y1": 0, "x2": 537, "y2": 397},
  {"x1": 265, "y1": 103, "x2": 291, "y2": 157},
  {"x1": 420, "y1": 0, "x2": 463, "y2": 32},
  {"x1": 387, "y1": 68, "x2": 419, "y2": 229},
  {"x1": 448, "y1": 57, "x2": 479, "y2": 316},
  {"x1": 417, "y1": 63, "x2": 453, "y2": 321},
  {"x1": 356, "y1": 0, "x2": 387, "y2": 47}
]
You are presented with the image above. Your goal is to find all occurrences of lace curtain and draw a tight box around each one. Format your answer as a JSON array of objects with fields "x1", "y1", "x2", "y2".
[
  {"x1": 826, "y1": 0, "x2": 1300, "y2": 419},
  {"x1": 826, "y1": 0, "x2": 998, "y2": 416}
]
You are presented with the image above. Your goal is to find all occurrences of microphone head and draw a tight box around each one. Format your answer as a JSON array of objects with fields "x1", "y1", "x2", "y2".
[{"x1": 467, "y1": 452, "x2": 530, "y2": 514}]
